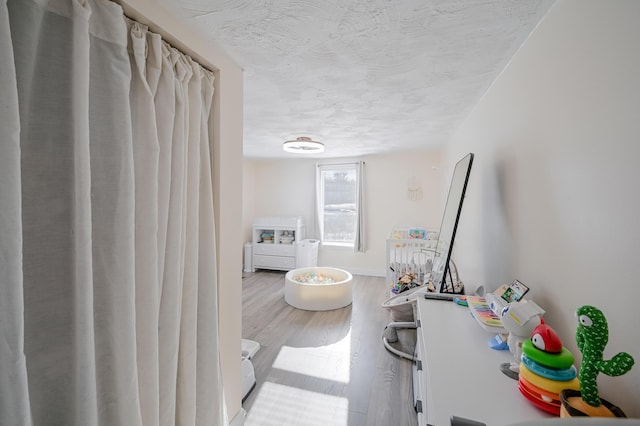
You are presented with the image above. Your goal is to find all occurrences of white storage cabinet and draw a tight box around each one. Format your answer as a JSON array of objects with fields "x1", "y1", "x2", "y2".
[
  {"x1": 252, "y1": 216, "x2": 305, "y2": 272},
  {"x1": 413, "y1": 298, "x2": 549, "y2": 425}
]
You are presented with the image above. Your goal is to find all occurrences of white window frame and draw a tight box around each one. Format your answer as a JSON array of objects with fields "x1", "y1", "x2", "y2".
[{"x1": 315, "y1": 162, "x2": 365, "y2": 251}]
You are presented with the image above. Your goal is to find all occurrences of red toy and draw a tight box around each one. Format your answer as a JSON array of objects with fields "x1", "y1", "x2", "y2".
[{"x1": 531, "y1": 318, "x2": 562, "y2": 353}]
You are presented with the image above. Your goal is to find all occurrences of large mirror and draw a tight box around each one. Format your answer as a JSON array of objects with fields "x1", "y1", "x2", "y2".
[{"x1": 430, "y1": 153, "x2": 474, "y2": 293}]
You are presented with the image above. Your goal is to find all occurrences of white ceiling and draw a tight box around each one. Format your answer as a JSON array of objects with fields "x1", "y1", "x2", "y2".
[{"x1": 169, "y1": 0, "x2": 555, "y2": 159}]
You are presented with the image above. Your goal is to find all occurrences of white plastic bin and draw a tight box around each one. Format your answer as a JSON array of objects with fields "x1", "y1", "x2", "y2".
[
  {"x1": 244, "y1": 242, "x2": 253, "y2": 272},
  {"x1": 296, "y1": 239, "x2": 319, "y2": 268}
]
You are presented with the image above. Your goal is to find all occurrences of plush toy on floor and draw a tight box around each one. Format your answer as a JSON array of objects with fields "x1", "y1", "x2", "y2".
[{"x1": 560, "y1": 305, "x2": 635, "y2": 418}]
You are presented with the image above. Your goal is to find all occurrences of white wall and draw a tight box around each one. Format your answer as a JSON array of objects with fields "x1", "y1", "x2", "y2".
[
  {"x1": 242, "y1": 159, "x2": 258, "y2": 246},
  {"x1": 243, "y1": 150, "x2": 445, "y2": 277},
  {"x1": 448, "y1": 0, "x2": 640, "y2": 416}
]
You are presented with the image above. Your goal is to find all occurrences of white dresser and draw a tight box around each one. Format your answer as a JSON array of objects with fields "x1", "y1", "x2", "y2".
[
  {"x1": 251, "y1": 216, "x2": 305, "y2": 272},
  {"x1": 414, "y1": 297, "x2": 551, "y2": 425}
]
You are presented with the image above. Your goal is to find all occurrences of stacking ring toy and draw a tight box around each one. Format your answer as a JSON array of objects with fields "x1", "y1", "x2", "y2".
[
  {"x1": 522, "y1": 339, "x2": 574, "y2": 369},
  {"x1": 519, "y1": 375, "x2": 561, "y2": 405},
  {"x1": 519, "y1": 362, "x2": 580, "y2": 394},
  {"x1": 521, "y1": 354, "x2": 577, "y2": 381}
]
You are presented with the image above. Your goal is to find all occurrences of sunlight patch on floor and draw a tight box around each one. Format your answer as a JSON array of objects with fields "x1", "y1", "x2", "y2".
[
  {"x1": 245, "y1": 381, "x2": 349, "y2": 426},
  {"x1": 271, "y1": 329, "x2": 351, "y2": 383}
]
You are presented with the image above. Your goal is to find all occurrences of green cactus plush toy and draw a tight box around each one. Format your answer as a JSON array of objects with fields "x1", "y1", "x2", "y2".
[{"x1": 575, "y1": 305, "x2": 635, "y2": 407}]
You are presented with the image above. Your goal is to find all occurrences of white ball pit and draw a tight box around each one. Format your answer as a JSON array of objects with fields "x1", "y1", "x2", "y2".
[{"x1": 285, "y1": 267, "x2": 353, "y2": 311}]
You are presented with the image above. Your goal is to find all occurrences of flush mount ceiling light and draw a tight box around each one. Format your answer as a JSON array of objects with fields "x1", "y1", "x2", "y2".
[{"x1": 282, "y1": 136, "x2": 324, "y2": 154}]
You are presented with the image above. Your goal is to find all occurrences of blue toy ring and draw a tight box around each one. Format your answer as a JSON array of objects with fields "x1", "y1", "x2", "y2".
[{"x1": 521, "y1": 354, "x2": 577, "y2": 381}]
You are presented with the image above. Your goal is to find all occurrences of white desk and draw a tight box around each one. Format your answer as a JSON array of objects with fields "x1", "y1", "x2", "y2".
[{"x1": 414, "y1": 297, "x2": 553, "y2": 426}]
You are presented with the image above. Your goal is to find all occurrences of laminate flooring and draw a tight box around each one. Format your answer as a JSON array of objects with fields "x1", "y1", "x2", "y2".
[{"x1": 241, "y1": 270, "x2": 418, "y2": 426}]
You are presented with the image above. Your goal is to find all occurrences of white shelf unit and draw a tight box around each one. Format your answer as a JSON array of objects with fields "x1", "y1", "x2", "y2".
[
  {"x1": 252, "y1": 216, "x2": 305, "y2": 272},
  {"x1": 386, "y1": 234, "x2": 437, "y2": 296}
]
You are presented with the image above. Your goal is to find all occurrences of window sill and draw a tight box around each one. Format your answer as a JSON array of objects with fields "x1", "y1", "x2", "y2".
[{"x1": 321, "y1": 242, "x2": 354, "y2": 250}]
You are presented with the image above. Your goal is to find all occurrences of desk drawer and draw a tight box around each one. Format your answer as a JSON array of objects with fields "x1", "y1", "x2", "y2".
[
  {"x1": 253, "y1": 255, "x2": 296, "y2": 270},
  {"x1": 253, "y1": 243, "x2": 296, "y2": 257}
]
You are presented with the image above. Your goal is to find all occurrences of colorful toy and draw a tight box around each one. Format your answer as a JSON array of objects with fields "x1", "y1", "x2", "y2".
[
  {"x1": 498, "y1": 300, "x2": 544, "y2": 379},
  {"x1": 560, "y1": 305, "x2": 635, "y2": 417},
  {"x1": 517, "y1": 321, "x2": 578, "y2": 415},
  {"x1": 519, "y1": 376, "x2": 563, "y2": 411},
  {"x1": 531, "y1": 320, "x2": 563, "y2": 353},
  {"x1": 521, "y1": 354, "x2": 577, "y2": 381},
  {"x1": 519, "y1": 362, "x2": 580, "y2": 394},
  {"x1": 522, "y1": 339, "x2": 574, "y2": 370},
  {"x1": 391, "y1": 272, "x2": 418, "y2": 294},
  {"x1": 576, "y1": 305, "x2": 634, "y2": 406},
  {"x1": 293, "y1": 272, "x2": 336, "y2": 284}
]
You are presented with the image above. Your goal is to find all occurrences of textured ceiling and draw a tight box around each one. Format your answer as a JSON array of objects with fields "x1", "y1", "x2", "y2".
[{"x1": 169, "y1": 0, "x2": 555, "y2": 158}]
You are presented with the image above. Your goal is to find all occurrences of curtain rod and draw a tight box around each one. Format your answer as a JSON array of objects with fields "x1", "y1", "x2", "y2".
[{"x1": 113, "y1": 0, "x2": 219, "y2": 74}]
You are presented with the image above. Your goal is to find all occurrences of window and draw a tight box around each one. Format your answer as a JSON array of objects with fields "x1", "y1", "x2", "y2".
[{"x1": 316, "y1": 162, "x2": 365, "y2": 251}]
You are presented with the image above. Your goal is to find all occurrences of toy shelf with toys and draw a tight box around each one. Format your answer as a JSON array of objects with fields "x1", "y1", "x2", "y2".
[
  {"x1": 413, "y1": 278, "x2": 636, "y2": 425},
  {"x1": 414, "y1": 297, "x2": 553, "y2": 426},
  {"x1": 251, "y1": 216, "x2": 305, "y2": 272}
]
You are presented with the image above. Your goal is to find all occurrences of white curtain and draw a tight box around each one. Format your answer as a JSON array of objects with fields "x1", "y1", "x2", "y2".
[
  {"x1": 314, "y1": 165, "x2": 326, "y2": 244},
  {"x1": 0, "y1": 0, "x2": 225, "y2": 425},
  {"x1": 353, "y1": 161, "x2": 365, "y2": 253}
]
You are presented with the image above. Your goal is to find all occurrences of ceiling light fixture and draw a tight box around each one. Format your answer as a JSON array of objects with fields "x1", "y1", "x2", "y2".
[{"x1": 282, "y1": 136, "x2": 325, "y2": 154}]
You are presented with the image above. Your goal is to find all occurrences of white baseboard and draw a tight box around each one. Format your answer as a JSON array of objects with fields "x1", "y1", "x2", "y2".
[{"x1": 229, "y1": 408, "x2": 246, "y2": 426}]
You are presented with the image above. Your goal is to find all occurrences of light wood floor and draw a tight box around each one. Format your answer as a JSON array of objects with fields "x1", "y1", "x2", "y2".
[{"x1": 241, "y1": 270, "x2": 418, "y2": 426}]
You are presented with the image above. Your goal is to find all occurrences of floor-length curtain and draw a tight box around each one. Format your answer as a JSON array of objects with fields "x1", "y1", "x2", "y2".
[
  {"x1": 0, "y1": 0, "x2": 225, "y2": 424},
  {"x1": 353, "y1": 161, "x2": 365, "y2": 253},
  {"x1": 314, "y1": 165, "x2": 325, "y2": 244}
]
